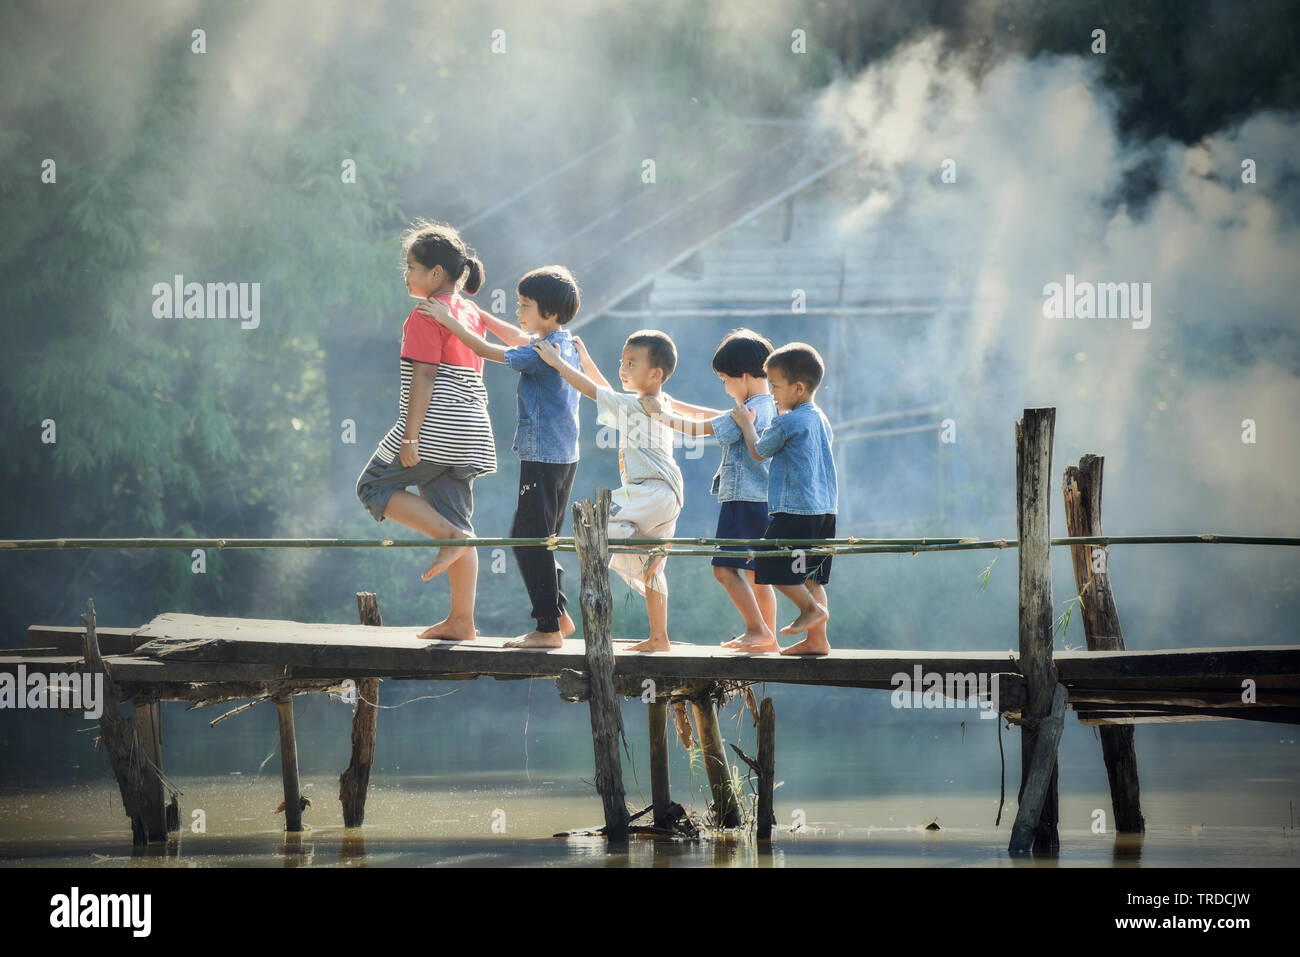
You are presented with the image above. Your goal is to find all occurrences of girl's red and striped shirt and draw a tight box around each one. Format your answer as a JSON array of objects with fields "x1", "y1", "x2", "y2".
[{"x1": 374, "y1": 293, "x2": 497, "y2": 475}]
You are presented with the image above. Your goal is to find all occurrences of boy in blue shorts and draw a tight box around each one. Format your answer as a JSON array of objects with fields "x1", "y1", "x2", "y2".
[
  {"x1": 732, "y1": 342, "x2": 837, "y2": 656},
  {"x1": 641, "y1": 329, "x2": 779, "y2": 652}
]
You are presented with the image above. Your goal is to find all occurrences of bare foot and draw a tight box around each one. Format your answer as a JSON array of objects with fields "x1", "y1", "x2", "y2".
[
  {"x1": 558, "y1": 611, "x2": 575, "y2": 638},
  {"x1": 730, "y1": 632, "x2": 779, "y2": 653},
  {"x1": 417, "y1": 617, "x2": 476, "y2": 641},
  {"x1": 779, "y1": 635, "x2": 831, "y2": 655},
  {"x1": 504, "y1": 630, "x2": 563, "y2": 649},
  {"x1": 421, "y1": 543, "x2": 468, "y2": 581},
  {"x1": 626, "y1": 636, "x2": 671, "y2": 653},
  {"x1": 779, "y1": 603, "x2": 827, "y2": 636},
  {"x1": 804, "y1": 618, "x2": 828, "y2": 648},
  {"x1": 720, "y1": 634, "x2": 745, "y2": 648}
]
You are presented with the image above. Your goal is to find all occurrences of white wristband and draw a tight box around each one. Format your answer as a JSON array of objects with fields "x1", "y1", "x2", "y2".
[{"x1": 401, "y1": 438, "x2": 419, "y2": 445}]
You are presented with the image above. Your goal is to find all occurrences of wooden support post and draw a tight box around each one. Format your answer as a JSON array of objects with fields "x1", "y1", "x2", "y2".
[
  {"x1": 81, "y1": 598, "x2": 155, "y2": 847},
  {"x1": 573, "y1": 489, "x2": 630, "y2": 843},
  {"x1": 1010, "y1": 683, "x2": 1067, "y2": 853},
  {"x1": 691, "y1": 689, "x2": 742, "y2": 828},
  {"x1": 757, "y1": 697, "x2": 776, "y2": 840},
  {"x1": 339, "y1": 592, "x2": 381, "y2": 827},
  {"x1": 1063, "y1": 455, "x2": 1145, "y2": 833},
  {"x1": 648, "y1": 698, "x2": 672, "y2": 829},
  {"x1": 1014, "y1": 407, "x2": 1060, "y2": 854},
  {"x1": 135, "y1": 698, "x2": 172, "y2": 841},
  {"x1": 275, "y1": 694, "x2": 303, "y2": 833}
]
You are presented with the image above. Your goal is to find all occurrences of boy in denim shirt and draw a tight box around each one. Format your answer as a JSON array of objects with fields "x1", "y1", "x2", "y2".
[
  {"x1": 421, "y1": 266, "x2": 582, "y2": 648},
  {"x1": 733, "y1": 342, "x2": 837, "y2": 656},
  {"x1": 642, "y1": 329, "x2": 779, "y2": 652}
]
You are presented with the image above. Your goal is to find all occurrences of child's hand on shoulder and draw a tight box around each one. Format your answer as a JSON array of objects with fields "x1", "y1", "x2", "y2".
[
  {"x1": 572, "y1": 337, "x2": 600, "y2": 375},
  {"x1": 416, "y1": 297, "x2": 455, "y2": 326},
  {"x1": 731, "y1": 397, "x2": 757, "y2": 426},
  {"x1": 532, "y1": 339, "x2": 561, "y2": 366}
]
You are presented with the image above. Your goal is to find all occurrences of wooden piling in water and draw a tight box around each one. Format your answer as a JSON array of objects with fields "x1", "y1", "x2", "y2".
[
  {"x1": 1063, "y1": 454, "x2": 1145, "y2": 833},
  {"x1": 1010, "y1": 683, "x2": 1067, "y2": 853},
  {"x1": 81, "y1": 598, "x2": 162, "y2": 847},
  {"x1": 648, "y1": 697, "x2": 672, "y2": 829},
  {"x1": 134, "y1": 698, "x2": 172, "y2": 841},
  {"x1": 1013, "y1": 407, "x2": 1061, "y2": 854},
  {"x1": 275, "y1": 694, "x2": 303, "y2": 832},
  {"x1": 690, "y1": 687, "x2": 742, "y2": 828},
  {"x1": 757, "y1": 697, "x2": 776, "y2": 840},
  {"x1": 573, "y1": 489, "x2": 630, "y2": 843},
  {"x1": 339, "y1": 591, "x2": 381, "y2": 828}
]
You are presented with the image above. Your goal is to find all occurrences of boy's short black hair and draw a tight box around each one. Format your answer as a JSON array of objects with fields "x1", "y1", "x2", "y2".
[
  {"x1": 625, "y1": 329, "x2": 677, "y2": 381},
  {"x1": 765, "y1": 342, "x2": 824, "y2": 391},
  {"x1": 517, "y1": 265, "x2": 580, "y2": 324},
  {"x1": 712, "y1": 328, "x2": 773, "y2": 378}
]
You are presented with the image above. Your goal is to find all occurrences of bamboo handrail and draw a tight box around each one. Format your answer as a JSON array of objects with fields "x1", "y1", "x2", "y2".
[{"x1": 0, "y1": 533, "x2": 1296, "y2": 556}]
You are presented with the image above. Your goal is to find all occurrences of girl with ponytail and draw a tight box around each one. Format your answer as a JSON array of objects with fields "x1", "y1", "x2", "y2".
[{"x1": 355, "y1": 219, "x2": 528, "y2": 641}]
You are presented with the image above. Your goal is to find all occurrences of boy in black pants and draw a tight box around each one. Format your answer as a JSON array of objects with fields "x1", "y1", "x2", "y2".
[{"x1": 420, "y1": 266, "x2": 584, "y2": 647}]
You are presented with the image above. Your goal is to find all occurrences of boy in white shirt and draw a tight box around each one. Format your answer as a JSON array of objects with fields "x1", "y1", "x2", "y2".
[{"x1": 534, "y1": 330, "x2": 683, "y2": 652}]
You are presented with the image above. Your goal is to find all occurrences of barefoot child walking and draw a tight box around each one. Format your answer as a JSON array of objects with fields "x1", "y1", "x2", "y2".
[
  {"x1": 639, "y1": 329, "x2": 779, "y2": 651},
  {"x1": 732, "y1": 342, "x2": 837, "y2": 655},
  {"x1": 420, "y1": 267, "x2": 584, "y2": 649},
  {"x1": 534, "y1": 330, "x2": 684, "y2": 653},
  {"x1": 356, "y1": 220, "x2": 514, "y2": 641}
]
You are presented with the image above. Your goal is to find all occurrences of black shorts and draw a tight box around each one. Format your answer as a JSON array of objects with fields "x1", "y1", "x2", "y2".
[
  {"x1": 711, "y1": 500, "x2": 771, "y2": 570},
  {"x1": 753, "y1": 512, "x2": 836, "y2": 586}
]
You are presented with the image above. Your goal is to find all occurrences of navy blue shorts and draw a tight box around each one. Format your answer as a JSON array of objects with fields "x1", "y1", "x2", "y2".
[
  {"x1": 711, "y1": 500, "x2": 771, "y2": 570},
  {"x1": 753, "y1": 512, "x2": 836, "y2": 585}
]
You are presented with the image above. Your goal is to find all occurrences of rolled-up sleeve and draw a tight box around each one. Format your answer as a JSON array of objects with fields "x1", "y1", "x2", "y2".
[
  {"x1": 754, "y1": 419, "x2": 785, "y2": 458},
  {"x1": 504, "y1": 343, "x2": 542, "y2": 373},
  {"x1": 710, "y1": 410, "x2": 741, "y2": 445}
]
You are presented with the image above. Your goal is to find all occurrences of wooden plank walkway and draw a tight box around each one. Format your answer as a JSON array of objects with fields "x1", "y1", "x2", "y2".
[{"x1": 14, "y1": 613, "x2": 1300, "y2": 724}]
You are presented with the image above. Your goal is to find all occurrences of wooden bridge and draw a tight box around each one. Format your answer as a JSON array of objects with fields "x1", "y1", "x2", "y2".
[
  {"x1": 5, "y1": 408, "x2": 1299, "y2": 855},
  {"x1": 15, "y1": 615, "x2": 1296, "y2": 721}
]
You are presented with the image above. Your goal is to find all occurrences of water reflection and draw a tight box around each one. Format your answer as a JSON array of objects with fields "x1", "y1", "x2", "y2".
[
  {"x1": 549, "y1": 831, "x2": 789, "y2": 867},
  {"x1": 1113, "y1": 831, "x2": 1144, "y2": 862},
  {"x1": 0, "y1": 771, "x2": 1295, "y2": 867},
  {"x1": 275, "y1": 831, "x2": 314, "y2": 867},
  {"x1": 130, "y1": 837, "x2": 181, "y2": 861},
  {"x1": 340, "y1": 829, "x2": 367, "y2": 866}
]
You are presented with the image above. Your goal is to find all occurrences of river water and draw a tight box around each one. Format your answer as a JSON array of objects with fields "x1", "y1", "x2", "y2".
[
  {"x1": 0, "y1": 774, "x2": 1296, "y2": 867},
  {"x1": 1, "y1": 690, "x2": 1295, "y2": 867}
]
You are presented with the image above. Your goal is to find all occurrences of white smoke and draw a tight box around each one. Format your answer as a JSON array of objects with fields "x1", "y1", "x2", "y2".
[{"x1": 817, "y1": 37, "x2": 1300, "y2": 538}]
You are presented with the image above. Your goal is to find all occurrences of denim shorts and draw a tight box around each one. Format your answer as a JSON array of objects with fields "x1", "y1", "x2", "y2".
[{"x1": 355, "y1": 449, "x2": 477, "y2": 535}]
